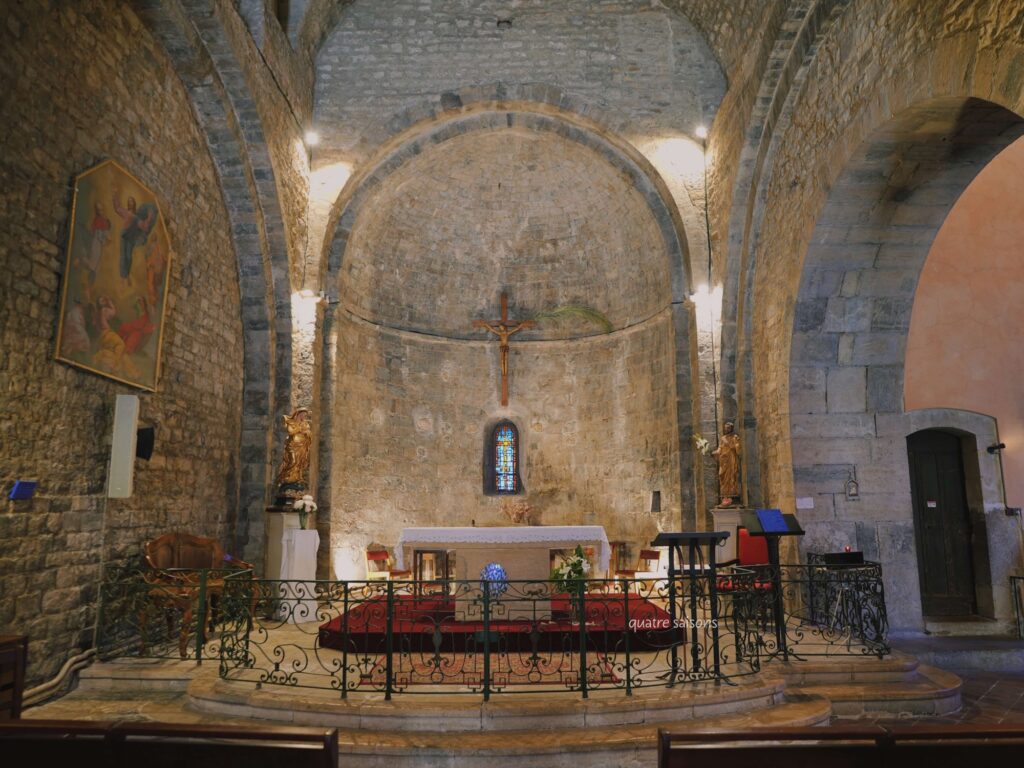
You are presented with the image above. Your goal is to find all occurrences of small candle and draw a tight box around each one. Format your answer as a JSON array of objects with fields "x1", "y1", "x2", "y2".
[{"x1": 844, "y1": 545, "x2": 852, "y2": 553}]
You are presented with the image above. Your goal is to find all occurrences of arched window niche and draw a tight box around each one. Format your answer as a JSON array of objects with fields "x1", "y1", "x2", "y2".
[{"x1": 484, "y1": 420, "x2": 522, "y2": 495}]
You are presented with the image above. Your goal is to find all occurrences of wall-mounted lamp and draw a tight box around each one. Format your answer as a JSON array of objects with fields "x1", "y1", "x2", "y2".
[
  {"x1": 987, "y1": 442, "x2": 1006, "y2": 454},
  {"x1": 304, "y1": 130, "x2": 320, "y2": 147},
  {"x1": 695, "y1": 124, "x2": 708, "y2": 140}
]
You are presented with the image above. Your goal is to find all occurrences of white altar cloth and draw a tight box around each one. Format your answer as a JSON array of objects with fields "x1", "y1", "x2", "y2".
[
  {"x1": 277, "y1": 528, "x2": 319, "y2": 624},
  {"x1": 395, "y1": 526, "x2": 610, "y2": 572}
]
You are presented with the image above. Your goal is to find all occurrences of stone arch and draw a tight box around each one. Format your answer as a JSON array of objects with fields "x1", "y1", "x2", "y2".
[
  {"x1": 729, "y1": 9, "x2": 1024, "y2": 520},
  {"x1": 717, "y1": 0, "x2": 852, "y2": 508},
  {"x1": 322, "y1": 107, "x2": 692, "y2": 301},
  {"x1": 317, "y1": 109, "x2": 701, "y2": 577},
  {"x1": 723, "y1": 0, "x2": 1024, "y2": 526},
  {"x1": 314, "y1": 107, "x2": 703, "y2": 529},
  {"x1": 130, "y1": 0, "x2": 295, "y2": 561},
  {"x1": 787, "y1": 97, "x2": 1024, "y2": 629}
]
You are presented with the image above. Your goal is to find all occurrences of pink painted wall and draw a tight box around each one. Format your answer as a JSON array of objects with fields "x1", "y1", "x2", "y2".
[{"x1": 905, "y1": 136, "x2": 1024, "y2": 508}]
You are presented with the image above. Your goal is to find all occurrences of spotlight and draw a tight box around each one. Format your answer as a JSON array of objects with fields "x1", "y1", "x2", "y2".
[
  {"x1": 987, "y1": 442, "x2": 1006, "y2": 454},
  {"x1": 304, "y1": 130, "x2": 320, "y2": 147},
  {"x1": 695, "y1": 125, "x2": 708, "y2": 140}
]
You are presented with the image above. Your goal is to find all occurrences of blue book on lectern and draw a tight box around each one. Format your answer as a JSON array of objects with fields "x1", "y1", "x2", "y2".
[{"x1": 756, "y1": 508, "x2": 788, "y2": 533}]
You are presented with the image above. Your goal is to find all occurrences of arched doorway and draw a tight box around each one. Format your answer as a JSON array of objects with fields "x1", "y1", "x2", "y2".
[
  {"x1": 783, "y1": 98, "x2": 1024, "y2": 629},
  {"x1": 906, "y1": 429, "x2": 979, "y2": 617}
]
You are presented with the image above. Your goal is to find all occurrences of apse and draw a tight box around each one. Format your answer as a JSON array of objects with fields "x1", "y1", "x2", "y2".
[{"x1": 328, "y1": 125, "x2": 683, "y2": 578}]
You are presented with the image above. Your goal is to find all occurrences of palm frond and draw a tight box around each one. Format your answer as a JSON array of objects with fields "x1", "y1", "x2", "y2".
[{"x1": 532, "y1": 304, "x2": 613, "y2": 333}]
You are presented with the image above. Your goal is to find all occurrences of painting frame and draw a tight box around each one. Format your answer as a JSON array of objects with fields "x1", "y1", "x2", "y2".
[{"x1": 55, "y1": 159, "x2": 172, "y2": 392}]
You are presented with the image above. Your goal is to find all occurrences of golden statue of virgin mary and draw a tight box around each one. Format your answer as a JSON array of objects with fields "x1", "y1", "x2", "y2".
[{"x1": 276, "y1": 407, "x2": 312, "y2": 495}]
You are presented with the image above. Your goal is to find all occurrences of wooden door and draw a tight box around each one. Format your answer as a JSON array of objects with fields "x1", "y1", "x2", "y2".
[{"x1": 907, "y1": 430, "x2": 976, "y2": 616}]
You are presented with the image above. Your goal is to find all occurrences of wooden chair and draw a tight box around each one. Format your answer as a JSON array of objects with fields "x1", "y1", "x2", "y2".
[
  {"x1": 716, "y1": 528, "x2": 773, "y2": 659},
  {"x1": 365, "y1": 548, "x2": 412, "y2": 581},
  {"x1": 615, "y1": 548, "x2": 662, "y2": 591},
  {"x1": 615, "y1": 548, "x2": 661, "y2": 579},
  {"x1": 142, "y1": 533, "x2": 253, "y2": 659}
]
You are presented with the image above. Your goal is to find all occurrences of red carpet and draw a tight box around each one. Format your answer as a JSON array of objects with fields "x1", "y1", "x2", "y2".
[{"x1": 318, "y1": 592, "x2": 679, "y2": 653}]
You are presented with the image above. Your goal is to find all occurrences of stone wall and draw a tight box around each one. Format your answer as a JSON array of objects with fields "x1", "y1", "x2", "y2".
[
  {"x1": 339, "y1": 129, "x2": 672, "y2": 339},
  {"x1": 314, "y1": 0, "x2": 724, "y2": 165},
  {"x1": 331, "y1": 313, "x2": 682, "y2": 579},
  {"x1": 328, "y1": 126, "x2": 682, "y2": 578},
  {"x1": 0, "y1": 0, "x2": 244, "y2": 684}
]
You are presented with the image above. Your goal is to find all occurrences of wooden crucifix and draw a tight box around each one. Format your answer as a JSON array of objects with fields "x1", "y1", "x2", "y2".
[{"x1": 473, "y1": 291, "x2": 534, "y2": 406}]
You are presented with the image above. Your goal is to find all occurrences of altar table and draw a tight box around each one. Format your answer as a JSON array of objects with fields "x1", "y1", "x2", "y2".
[{"x1": 395, "y1": 526, "x2": 611, "y2": 581}]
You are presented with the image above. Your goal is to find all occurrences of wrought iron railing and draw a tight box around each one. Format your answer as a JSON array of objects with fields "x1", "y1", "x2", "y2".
[
  {"x1": 96, "y1": 562, "x2": 254, "y2": 663},
  {"x1": 724, "y1": 560, "x2": 889, "y2": 661},
  {"x1": 96, "y1": 561, "x2": 889, "y2": 696},
  {"x1": 215, "y1": 576, "x2": 758, "y2": 699}
]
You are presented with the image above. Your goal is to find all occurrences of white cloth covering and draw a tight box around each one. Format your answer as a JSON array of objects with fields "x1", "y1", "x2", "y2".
[
  {"x1": 394, "y1": 526, "x2": 610, "y2": 571},
  {"x1": 277, "y1": 528, "x2": 320, "y2": 624}
]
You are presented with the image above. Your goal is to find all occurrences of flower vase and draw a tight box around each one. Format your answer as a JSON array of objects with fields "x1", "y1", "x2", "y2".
[{"x1": 298, "y1": 509, "x2": 308, "y2": 529}]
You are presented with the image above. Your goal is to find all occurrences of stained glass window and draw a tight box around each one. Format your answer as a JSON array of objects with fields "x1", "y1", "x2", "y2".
[{"x1": 493, "y1": 422, "x2": 518, "y2": 494}]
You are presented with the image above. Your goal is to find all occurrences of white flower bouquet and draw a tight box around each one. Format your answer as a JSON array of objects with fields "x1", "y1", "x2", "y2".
[{"x1": 293, "y1": 494, "x2": 318, "y2": 529}]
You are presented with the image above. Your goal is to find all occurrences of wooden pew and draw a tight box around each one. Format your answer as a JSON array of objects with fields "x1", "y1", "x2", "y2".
[
  {"x1": 659, "y1": 724, "x2": 1024, "y2": 768},
  {"x1": 0, "y1": 720, "x2": 338, "y2": 768},
  {"x1": 0, "y1": 636, "x2": 27, "y2": 720}
]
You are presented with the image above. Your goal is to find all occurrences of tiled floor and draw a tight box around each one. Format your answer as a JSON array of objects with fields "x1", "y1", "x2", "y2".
[{"x1": 871, "y1": 670, "x2": 1024, "y2": 726}]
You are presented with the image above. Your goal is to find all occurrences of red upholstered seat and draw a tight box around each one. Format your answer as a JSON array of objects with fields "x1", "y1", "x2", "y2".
[
  {"x1": 365, "y1": 548, "x2": 412, "y2": 580},
  {"x1": 737, "y1": 527, "x2": 769, "y2": 566},
  {"x1": 716, "y1": 527, "x2": 772, "y2": 592}
]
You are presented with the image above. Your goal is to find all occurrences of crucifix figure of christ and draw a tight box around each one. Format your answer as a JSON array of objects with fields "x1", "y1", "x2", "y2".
[{"x1": 473, "y1": 291, "x2": 534, "y2": 406}]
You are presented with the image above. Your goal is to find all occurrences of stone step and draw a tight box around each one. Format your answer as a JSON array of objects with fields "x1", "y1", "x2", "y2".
[
  {"x1": 77, "y1": 659, "x2": 200, "y2": 692},
  {"x1": 332, "y1": 693, "x2": 832, "y2": 768},
  {"x1": 892, "y1": 634, "x2": 1024, "y2": 672},
  {"x1": 765, "y1": 650, "x2": 919, "y2": 685},
  {"x1": 922, "y1": 617, "x2": 1014, "y2": 638},
  {"x1": 189, "y1": 673, "x2": 788, "y2": 731},
  {"x1": 790, "y1": 663, "x2": 961, "y2": 717}
]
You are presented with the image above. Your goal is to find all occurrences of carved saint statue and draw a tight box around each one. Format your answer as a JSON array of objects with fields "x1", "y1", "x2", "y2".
[
  {"x1": 276, "y1": 407, "x2": 312, "y2": 498},
  {"x1": 711, "y1": 421, "x2": 741, "y2": 506}
]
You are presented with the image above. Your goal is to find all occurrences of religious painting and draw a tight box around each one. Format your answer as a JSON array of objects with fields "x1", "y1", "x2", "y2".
[{"x1": 55, "y1": 160, "x2": 172, "y2": 391}]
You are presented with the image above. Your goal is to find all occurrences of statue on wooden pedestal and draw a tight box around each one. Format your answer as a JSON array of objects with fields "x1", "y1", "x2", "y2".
[
  {"x1": 711, "y1": 421, "x2": 741, "y2": 507},
  {"x1": 276, "y1": 407, "x2": 312, "y2": 504}
]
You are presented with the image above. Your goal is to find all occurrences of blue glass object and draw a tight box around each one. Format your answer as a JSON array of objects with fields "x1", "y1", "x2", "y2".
[{"x1": 480, "y1": 562, "x2": 508, "y2": 599}]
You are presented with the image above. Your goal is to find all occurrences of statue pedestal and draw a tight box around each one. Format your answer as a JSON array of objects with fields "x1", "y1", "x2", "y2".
[
  {"x1": 265, "y1": 506, "x2": 302, "y2": 581},
  {"x1": 276, "y1": 528, "x2": 320, "y2": 624},
  {"x1": 711, "y1": 506, "x2": 753, "y2": 564}
]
